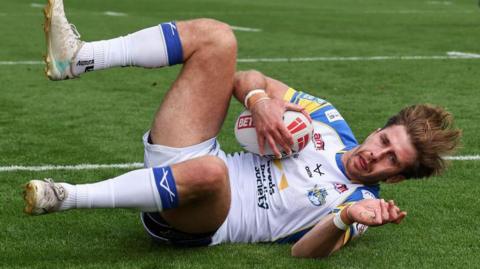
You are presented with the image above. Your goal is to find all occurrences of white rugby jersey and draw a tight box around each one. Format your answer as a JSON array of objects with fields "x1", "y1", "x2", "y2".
[{"x1": 212, "y1": 88, "x2": 380, "y2": 245}]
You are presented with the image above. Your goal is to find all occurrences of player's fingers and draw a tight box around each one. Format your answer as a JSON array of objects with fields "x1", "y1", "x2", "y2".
[
  {"x1": 272, "y1": 128, "x2": 292, "y2": 155},
  {"x1": 284, "y1": 102, "x2": 304, "y2": 112},
  {"x1": 388, "y1": 203, "x2": 399, "y2": 221},
  {"x1": 256, "y1": 131, "x2": 266, "y2": 156},
  {"x1": 266, "y1": 134, "x2": 282, "y2": 158},
  {"x1": 380, "y1": 199, "x2": 389, "y2": 222},
  {"x1": 278, "y1": 124, "x2": 294, "y2": 147},
  {"x1": 393, "y1": 211, "x2": 407, "y2": 224},
  {"x1": 301, "y1": 109, "x2": 312, "y2": 123},
  {"x1": 284, "y1": 103, "x2": 312, "y2": 123},
  {"x1": 373, "y1": 207, "x2": 382, "y2": 225}
]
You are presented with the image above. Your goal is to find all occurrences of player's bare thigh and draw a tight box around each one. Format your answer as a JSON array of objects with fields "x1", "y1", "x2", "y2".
[
  {"x1": 149, "y1": 19, "x2": 237, "y2": 148},
  {"x1": 161, "y1": 155, "x2": 231, "y2": 233}
]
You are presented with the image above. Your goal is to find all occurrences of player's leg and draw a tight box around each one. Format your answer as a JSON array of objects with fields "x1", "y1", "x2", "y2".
[
  {"x1": 23, "y1": 155, "x2": 230, "y2": 233},
  {"x1": 45, "y1": 0, "x2": 236, "y2": 147}
]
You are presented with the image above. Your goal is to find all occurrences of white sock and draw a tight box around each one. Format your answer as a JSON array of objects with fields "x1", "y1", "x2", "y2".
[
  {"x1": 72, "y1": 22, "x2": 183, "y2": 76},
  {"x1": 59, "y1": 168, "x2": 163, "y2": 212}
]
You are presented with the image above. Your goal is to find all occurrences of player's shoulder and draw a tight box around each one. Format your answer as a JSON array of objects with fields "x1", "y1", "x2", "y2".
[{"x1": 283, "y1": 88, "x2": 358, "y2": 149}]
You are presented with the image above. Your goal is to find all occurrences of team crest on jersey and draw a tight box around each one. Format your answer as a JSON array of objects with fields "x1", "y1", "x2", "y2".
[{"x1": 307, "y1": 185, "x2": 328, "y2": 206}]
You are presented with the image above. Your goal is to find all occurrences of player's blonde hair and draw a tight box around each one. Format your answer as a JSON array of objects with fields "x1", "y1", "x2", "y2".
[{"x1": 384, "y1": 104, "x2": 461, "y2": 179}]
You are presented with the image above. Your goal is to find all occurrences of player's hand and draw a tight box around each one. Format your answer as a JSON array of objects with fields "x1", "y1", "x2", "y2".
[
  {"x1": 346, "y1": 199, "x2": 407, "y2": 227},
  {"x1": 250, "y1": 98, "x2": 310, "y2": 158}
]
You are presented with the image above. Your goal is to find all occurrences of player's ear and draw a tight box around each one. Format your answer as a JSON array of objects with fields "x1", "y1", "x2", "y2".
[{"x1": 385, "y1": 175, "x2": 405, "y2": 184}]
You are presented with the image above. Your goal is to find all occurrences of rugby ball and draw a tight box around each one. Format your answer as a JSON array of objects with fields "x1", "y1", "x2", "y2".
[{"x1": 234, "y1": 110, "x2": 313, "y2": 158}]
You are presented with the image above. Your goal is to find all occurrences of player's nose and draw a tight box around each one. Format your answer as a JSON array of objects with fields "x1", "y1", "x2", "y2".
[{"x1": 371, "y1": 148, "x2": 389, "y2": 161}]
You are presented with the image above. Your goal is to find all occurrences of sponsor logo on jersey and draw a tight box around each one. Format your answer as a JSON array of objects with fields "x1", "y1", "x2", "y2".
[
  {"x1": 305, "y1": 166, "x2": 313, "y2": 178},
  {"x1": 313, "y1": 163, "x2": 325, "y2": 176},
  {"x1": 237, "y1": 115, "x2": 255, "y2": 129},
  {"x1": 334, "y1": 183, "x2": 348, "y2": 193},
  {"x1": 305, "y1": 163, "x2": 325, "y2": 178},
  {"x1": 312, "y1": 133, "x2": 325, "y2": 151},
  {"x1": 255, "y1": 161, "x2": 276, "y2": 210},
  {"x1": 297, "y1": 93, "x2": 328, "y2": 105},
  {"x1": 307, "y1": 185, "x2": 328, "y2": 206},
  {"x1": 325, "y1": 109, "x2": 344, "y2": 122}
]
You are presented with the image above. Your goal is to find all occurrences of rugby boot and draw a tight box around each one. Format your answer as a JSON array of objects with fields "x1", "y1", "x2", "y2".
[
  {"x1": 44, "y1": 0, "x2": 83, "y2": 80},
  {"x1": 23, "y1": 178, "x2": 67, "y2": 215}
]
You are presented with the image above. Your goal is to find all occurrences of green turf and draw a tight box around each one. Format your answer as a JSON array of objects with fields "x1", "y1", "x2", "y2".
[{"x1": 1, "y1": 0, "x2": 480, "y2": 268}]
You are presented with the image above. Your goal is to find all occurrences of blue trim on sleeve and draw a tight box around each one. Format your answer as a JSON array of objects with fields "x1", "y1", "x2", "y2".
[
  {"x1": 310, "y1": 105, "x2": 358, "y2": 148},
  {"x1": 344, "y1": 185, "x2": 381, "y2": 203},
  {"x1": 160, "y1": 22, "x2": 183, "y2": 65}
]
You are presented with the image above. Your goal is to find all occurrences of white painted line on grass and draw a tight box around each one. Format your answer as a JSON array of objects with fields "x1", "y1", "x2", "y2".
[
  {"x1": 30, "y1": 3, "x2": 44, "y2": 8},
  {"x1": 363, "y1": 10, "x2": 472, "y2": 14},
  {"x1": 447, "y1": 51, "x2": 480, "y2": 58},
  {"x1": 237, "y1": 54, "x2": 480, "y2": 63},
  {"x1": 0, "y1": 61, "x2": 43, "y2": 65},
  {"x1": 0, "y1": 156, "x2": 478, "y2": 172},
  {"x1": 103, "y1": 11, "x2": 127, "y2": 17},
  {"x1": 427, "y1": 1, "x2": 452, "y2": 5},
  {"x1": 444, "y1": 155, "x2": 480, "y2": 161},
  {"x1": 230, "y1": 26, "x2": 262, "y2": 32},
  {"x1": 0, "y1": 163, "x2": 144, "y2": 172}
]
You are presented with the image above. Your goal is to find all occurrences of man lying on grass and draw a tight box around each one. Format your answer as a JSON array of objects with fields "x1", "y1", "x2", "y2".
[{"x1": 24, "y1": 0, "x2": 461, "y2": 258}]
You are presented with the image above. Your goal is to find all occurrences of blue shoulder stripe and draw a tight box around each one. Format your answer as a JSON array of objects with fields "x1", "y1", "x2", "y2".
[
  {"x1": 344, "y1": 185, "x2": 381, "y2": 203},
  {"x1": 311, "y1": 105, "x2": 358, "y2": 148}
]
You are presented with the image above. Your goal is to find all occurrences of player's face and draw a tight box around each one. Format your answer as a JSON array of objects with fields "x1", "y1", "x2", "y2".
[{"x1": 343, "y1": 125, "x2": 416, "y2": 184}]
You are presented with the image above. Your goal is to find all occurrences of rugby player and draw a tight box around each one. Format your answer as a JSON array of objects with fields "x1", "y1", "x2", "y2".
[{"x1": 23, "y1": 0, "x2": 461, "y2": 258}]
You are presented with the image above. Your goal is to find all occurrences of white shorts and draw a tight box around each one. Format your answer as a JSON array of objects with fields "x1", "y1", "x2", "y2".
[
  {"x1": 142, "y1": 131, "x2": 236, "y2": 245},
  {"x1": 142, "y1": 131, "x2": 226, "y2": 168}
]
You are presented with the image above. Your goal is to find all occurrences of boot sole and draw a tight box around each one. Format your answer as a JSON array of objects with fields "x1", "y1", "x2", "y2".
[
  {"x1": 23, "y1": 182, "x2": 38, "y2": 215},
  {"x1": 43, "y1": 0, "x2": 59, "y2": 80}
]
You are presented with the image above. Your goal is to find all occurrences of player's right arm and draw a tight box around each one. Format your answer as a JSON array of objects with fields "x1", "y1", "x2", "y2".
[
  {"x1": 291, "y1": 199, "x2": 407, "y2": 259},
  {"x1": 232, "y1": 70, "x2": 309, "y2": 157}
]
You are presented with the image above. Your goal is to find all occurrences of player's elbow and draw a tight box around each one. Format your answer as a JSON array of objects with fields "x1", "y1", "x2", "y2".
[{"x1": 233, "y1": 70, "x2": 265, "y2": 89}]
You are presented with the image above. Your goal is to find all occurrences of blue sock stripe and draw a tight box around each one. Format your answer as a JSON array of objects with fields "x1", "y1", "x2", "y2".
[
  {"x1": 152, "y1": 166, "x2": 179, "y2": 210},
  {"x1": 160, "y1": 22, "x2": 183, "y2": 65}
]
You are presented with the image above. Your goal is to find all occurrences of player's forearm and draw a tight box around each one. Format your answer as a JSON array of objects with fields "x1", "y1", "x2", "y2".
[
  {"x1": 232, "y1": 70, "x2": 268, "y2": 106},
  {"x1": 291, "y1": 214, "x2": 346, "y2": 258}
]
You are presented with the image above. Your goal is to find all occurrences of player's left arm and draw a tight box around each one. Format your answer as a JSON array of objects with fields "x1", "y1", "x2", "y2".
[
  {"x1": 232, "y1": 70, "x2": 309, "y2": 157},
  {"x1": 291, "y1": 199, "x2": 407, "y2": 259}
]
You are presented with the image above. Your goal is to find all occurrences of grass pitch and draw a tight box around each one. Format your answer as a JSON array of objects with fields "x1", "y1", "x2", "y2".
[{"x1": 1, "y1": 0, "x2": 480, "y2": 268}]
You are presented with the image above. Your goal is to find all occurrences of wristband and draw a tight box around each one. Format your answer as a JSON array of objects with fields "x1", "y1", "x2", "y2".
[
  {"x1": 333, "y1": 211, "x2": 348, "y2": 230},
  {"x1": 244, "y1": 89, "x2": 267, "y2": 109},
  {"x1": 249, "y1": 96, "x2": 271, "y2": 111}
]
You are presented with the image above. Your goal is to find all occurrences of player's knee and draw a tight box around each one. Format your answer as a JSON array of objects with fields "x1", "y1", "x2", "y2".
[
  {"x1": 191, "y1": 156, "x2": 228, "y2": 193},
  {"x1": 195, "y1": 18, "x2": 237, "y2": 53}
]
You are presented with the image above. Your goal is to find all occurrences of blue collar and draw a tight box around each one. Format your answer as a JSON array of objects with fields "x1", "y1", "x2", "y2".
[{"x1": 335, "y1": 146, "x2": 356, "y2": 181}]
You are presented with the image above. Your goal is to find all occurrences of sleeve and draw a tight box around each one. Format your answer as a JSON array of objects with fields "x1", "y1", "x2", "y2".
[
  {"x1": 331, "y1": 185, "x2": 381, "y2": 245},
  {"x1": 282, "y1": 87, "x2": 358, "y2": 149}
]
